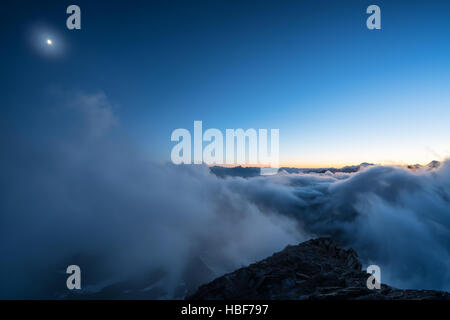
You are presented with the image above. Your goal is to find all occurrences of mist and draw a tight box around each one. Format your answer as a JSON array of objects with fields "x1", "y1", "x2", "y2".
[{"x1": 1, "y1": 92, "x2": 449, "y2": 298}]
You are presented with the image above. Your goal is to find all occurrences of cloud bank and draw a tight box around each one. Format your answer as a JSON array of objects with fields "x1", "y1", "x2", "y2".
[{"x1": 1, "y1": 92, "x2": 449, "y2": 298}]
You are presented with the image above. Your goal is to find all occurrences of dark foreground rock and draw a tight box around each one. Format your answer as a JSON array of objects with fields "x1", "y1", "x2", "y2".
[{"x1": 188, "y1": 238, "x2": 450, "y2": 300}]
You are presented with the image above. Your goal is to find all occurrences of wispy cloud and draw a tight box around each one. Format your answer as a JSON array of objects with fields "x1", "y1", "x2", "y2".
[{"x1": 1, "y1": 92, "x2": 449, "y2": 298}]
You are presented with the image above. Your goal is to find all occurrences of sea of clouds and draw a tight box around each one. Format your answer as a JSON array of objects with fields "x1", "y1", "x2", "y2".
[{"x1": 1, "y1": 92, "x2": 449, "y2": 298}]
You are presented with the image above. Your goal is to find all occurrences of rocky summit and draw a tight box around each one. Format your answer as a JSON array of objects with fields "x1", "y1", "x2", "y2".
[{"x1": 188, "y1": 238, "x2": 450, "y2": 300}]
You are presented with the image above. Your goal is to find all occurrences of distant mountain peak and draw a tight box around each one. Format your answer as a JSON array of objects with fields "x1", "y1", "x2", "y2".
[{"x1": 427, "y1": 160, "x2": 441, "y2": 168}]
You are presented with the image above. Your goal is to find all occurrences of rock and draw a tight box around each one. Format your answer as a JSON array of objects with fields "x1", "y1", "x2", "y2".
[{"x1": 187, "y1": 238, "x2": 450, "y2": 300}]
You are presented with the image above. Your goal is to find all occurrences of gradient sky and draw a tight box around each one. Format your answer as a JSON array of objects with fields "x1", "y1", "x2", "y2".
[{"x1": 2, "y1": 0, "x2": 450, "y2": 167}]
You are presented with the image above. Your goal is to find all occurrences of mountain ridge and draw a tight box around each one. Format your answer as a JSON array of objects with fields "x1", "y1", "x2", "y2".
[{"x1": 187, "y1": 238, "x2": 450, "y2": 300}]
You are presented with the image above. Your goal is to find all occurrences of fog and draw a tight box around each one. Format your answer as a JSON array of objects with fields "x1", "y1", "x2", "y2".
[{"x1": 1, "y1": 92, "x2": 449, "y2": 298}]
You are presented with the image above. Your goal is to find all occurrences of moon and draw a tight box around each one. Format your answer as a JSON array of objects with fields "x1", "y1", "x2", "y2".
[{"x1": 46, "y1": 39, "x2": 53, "y2": 45}]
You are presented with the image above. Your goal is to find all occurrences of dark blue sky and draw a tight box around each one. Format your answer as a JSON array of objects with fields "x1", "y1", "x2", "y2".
[{"x1": 2, "y1": 0, "x2": 450, "y2": 166}]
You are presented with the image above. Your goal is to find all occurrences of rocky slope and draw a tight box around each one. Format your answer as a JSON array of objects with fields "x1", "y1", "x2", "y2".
[{"x1": 188, "y1": 238, "x2": 450, "y2": 300}]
